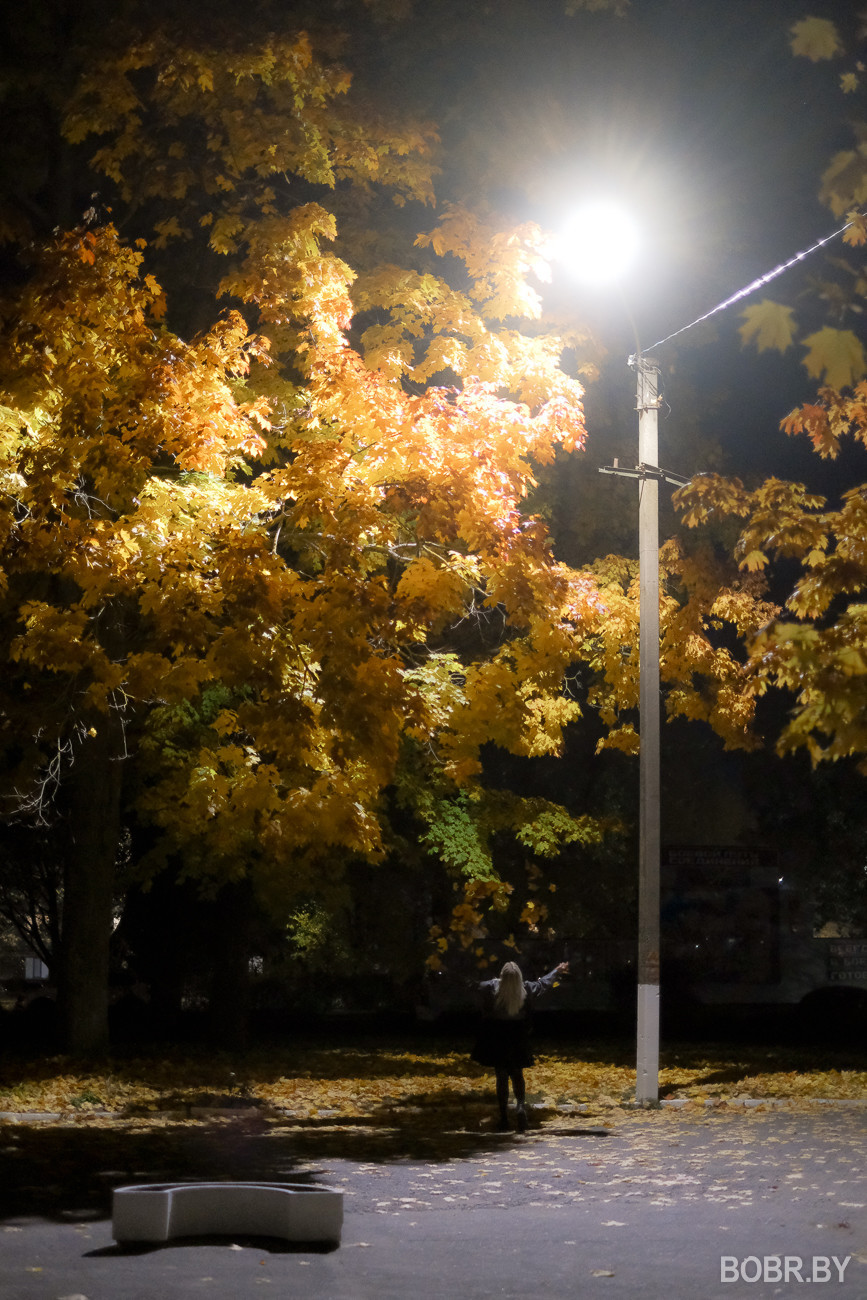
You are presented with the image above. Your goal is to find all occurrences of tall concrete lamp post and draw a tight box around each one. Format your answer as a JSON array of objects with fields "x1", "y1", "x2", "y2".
[
  {"x1": 600, "y1": 357, "x2": 687, "y2": 1104},
  {"x1": 570, "y1": 201, "x2": 847, "y2": 1103},
  {"x1": 558, "y1": 200, "x2": 686, "y2": 1105},
  {"x1": 633, "y1": 354, "x2": 662, "y2": 1104}
]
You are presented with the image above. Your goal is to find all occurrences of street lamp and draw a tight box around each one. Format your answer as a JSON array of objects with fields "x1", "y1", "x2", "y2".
[
  {"x1": 560, "y1": 203, "x2": 856, "y2": 1104},
  {"x1": 559, "y1": 201, "x2": 641, "y2": 286},
  {"x1": 561, "y1": 204, "x2": 680, "y2": 1105}
]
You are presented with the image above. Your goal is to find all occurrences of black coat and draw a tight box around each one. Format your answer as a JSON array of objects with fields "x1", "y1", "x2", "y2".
[{"x1": 470, "y1": 969, "x2": 561, "y2": 1069}]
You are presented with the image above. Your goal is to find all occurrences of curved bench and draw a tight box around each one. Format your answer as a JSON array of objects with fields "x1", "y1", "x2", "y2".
[{"x1": 112, "y1": 1182, "x2": 343, "y2": 1244}]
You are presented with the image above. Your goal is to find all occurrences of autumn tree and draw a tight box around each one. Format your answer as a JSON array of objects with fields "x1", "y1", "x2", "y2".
[
  {"x1": 0, "y1": 0, "x2": 615, "y2": 1049},
  {"x1": 674, "y1": 13, "x2": 867, "y2": 949},
  {"x1": 0, "y1": 1, "x2": 775, "y2": 1050}
]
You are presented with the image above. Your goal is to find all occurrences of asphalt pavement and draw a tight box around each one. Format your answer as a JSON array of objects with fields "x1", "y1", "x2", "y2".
[{"x1": 1, "y1": 1106, "x2": 865, "y2": 1299}]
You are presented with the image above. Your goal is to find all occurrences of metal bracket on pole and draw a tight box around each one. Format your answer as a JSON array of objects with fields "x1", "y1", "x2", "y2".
[{"x1": 599, "y1": 462, "x2": 689, "y2": 489}]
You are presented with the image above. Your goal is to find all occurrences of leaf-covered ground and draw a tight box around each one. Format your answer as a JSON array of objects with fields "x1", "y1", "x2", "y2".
[
  {"x1": 1, "y1": 1038, "x2": 866, "y2": 1258},
  {"x1": 1, "y1": 1038, "x2": 865, "y2": 1120},
  {"x1": 2, "y1": 1105, "x2": 865, "y2": 1295}
]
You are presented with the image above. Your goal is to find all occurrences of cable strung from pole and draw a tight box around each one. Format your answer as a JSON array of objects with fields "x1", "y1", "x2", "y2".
[{"x1": 642, "y1": 212, "x2": 864, "y2": 356}]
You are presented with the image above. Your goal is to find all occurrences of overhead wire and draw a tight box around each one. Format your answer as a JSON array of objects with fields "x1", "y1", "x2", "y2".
[{"x1": 638, "y1": 211, "x2": 864, "y2": 357}]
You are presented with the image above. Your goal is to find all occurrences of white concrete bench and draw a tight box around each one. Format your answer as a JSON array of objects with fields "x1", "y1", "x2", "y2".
[{"x1": 112, "y1": 1182, "x2": 343, "y2": 1244}]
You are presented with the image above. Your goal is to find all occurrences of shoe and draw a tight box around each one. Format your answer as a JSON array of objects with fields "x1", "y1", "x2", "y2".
[
  {"x1": 495, "y1": 1118, "x2": 511, "y2": 1131},
  {"x1": 515, "y1": 1106, "x2": 528, "y2": 1133}
]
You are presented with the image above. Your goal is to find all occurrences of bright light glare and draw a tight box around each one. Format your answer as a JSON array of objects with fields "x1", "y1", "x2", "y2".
[{"x1": 559, "y1": 201, "x2": 640, "y2": 285}]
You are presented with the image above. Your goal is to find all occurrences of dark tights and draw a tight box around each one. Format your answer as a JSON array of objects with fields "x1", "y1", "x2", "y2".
[{"x1": 495, "y1": 1066, "x2": 526, "y2": 1119}]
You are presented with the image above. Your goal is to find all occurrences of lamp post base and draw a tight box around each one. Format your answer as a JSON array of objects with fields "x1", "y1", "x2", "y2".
[{"x1": 636, "y1": 982, "x2": 660, "y2": 1104}]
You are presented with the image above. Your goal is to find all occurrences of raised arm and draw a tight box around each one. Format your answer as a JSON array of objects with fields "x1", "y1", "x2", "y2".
[{"x1": 524, "y1": 961, "x2": 569, "y2": 998}]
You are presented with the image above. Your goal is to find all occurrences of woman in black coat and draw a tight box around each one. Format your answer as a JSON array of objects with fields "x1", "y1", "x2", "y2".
[{"x1": 471, "y1": 959, "x2": 569, "y2": 1131}]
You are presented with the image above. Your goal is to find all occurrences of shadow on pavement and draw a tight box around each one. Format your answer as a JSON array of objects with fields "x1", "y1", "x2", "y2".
[
  {"x1": 0, "y1": 1105, "x2": 609, "y2": 1224},
  {"x1": 84, "y1": 1233, "x2": 340, "y2": 1257}
]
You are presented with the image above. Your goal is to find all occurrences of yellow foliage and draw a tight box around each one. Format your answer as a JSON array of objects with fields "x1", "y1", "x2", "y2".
[
  {"x1": 3, "y1": 1043, "x2": 865, "y2": 1122},
  {"x1": 596, "y1": 724, "x2": 640, "y2": 755},
  {"x1": 740, "y1": 549, "x2": 768, "y2": 572},
  {"x1": 790, "y1": 17, "x2": 843, "y2": 62},
  {"x1": 843, "y1": 209, "x2": 867, "y2": 247},
  {"x1": 739, "y1": 299, "x2": 797, "y2": 353},
  {"x1": 821, "y1": 151, "x2": 867, "y2": 218},
  {"x1": 802, "y1": 328, "x2": 867, "y2": 390}
]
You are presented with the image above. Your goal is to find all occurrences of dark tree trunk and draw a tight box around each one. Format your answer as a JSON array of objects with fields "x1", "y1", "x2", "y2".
[
  {"x1": 58, "y1": 714, "x2": 124, "y2": 1055},
  {"x1": 118, "y1": 864, "x2": 198, "y2": 1040},
  {"x1": 208, "y1": 880, "x2": 253, "y2": 1052}
]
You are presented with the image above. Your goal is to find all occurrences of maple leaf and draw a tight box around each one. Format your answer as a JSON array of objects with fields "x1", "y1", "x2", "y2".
[
  {"x1": 802, "y1": 328, "x2": 867, "y2": 390},
  {"x1": 843, "y1": 209, "x2": 867, "y2": 248},
  {"x1": 738, "y1": 299, "x2": 797, "y2": 354},
  {"x1": 820, "y1": 150, "x2": 867, "y2": 217},
  {"x1": 790, "y1": 17, "x2": 843, "y2": 62}
]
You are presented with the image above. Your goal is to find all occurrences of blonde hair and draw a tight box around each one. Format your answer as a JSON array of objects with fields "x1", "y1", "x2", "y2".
[{"x1": 494, "y1": 961, "x2": 526, "y2": 1016}]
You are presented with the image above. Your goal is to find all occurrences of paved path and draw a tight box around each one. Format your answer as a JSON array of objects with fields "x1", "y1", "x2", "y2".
[{"x1": 1, "y1": 1107, "x2": 865, "y2": 1298}]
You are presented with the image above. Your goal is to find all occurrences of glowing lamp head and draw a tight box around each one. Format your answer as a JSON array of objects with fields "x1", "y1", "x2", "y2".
[{"x1": 559, "y1": 201, "x2": 640, "y2": 286}]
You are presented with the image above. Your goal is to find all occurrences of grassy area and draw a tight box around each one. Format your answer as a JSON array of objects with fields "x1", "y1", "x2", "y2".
[{"x1": 1, "y1": 1038, "x2": 865, "y2": 1118}]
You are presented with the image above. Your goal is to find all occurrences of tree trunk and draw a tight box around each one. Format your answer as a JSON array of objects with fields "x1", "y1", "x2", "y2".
[
  {"x1": 58, "y1": 714, "x2": 124, "y2": 1055},
  {"x1": 208, "y1": 880, "x2": 253, "y2": 1052}
]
